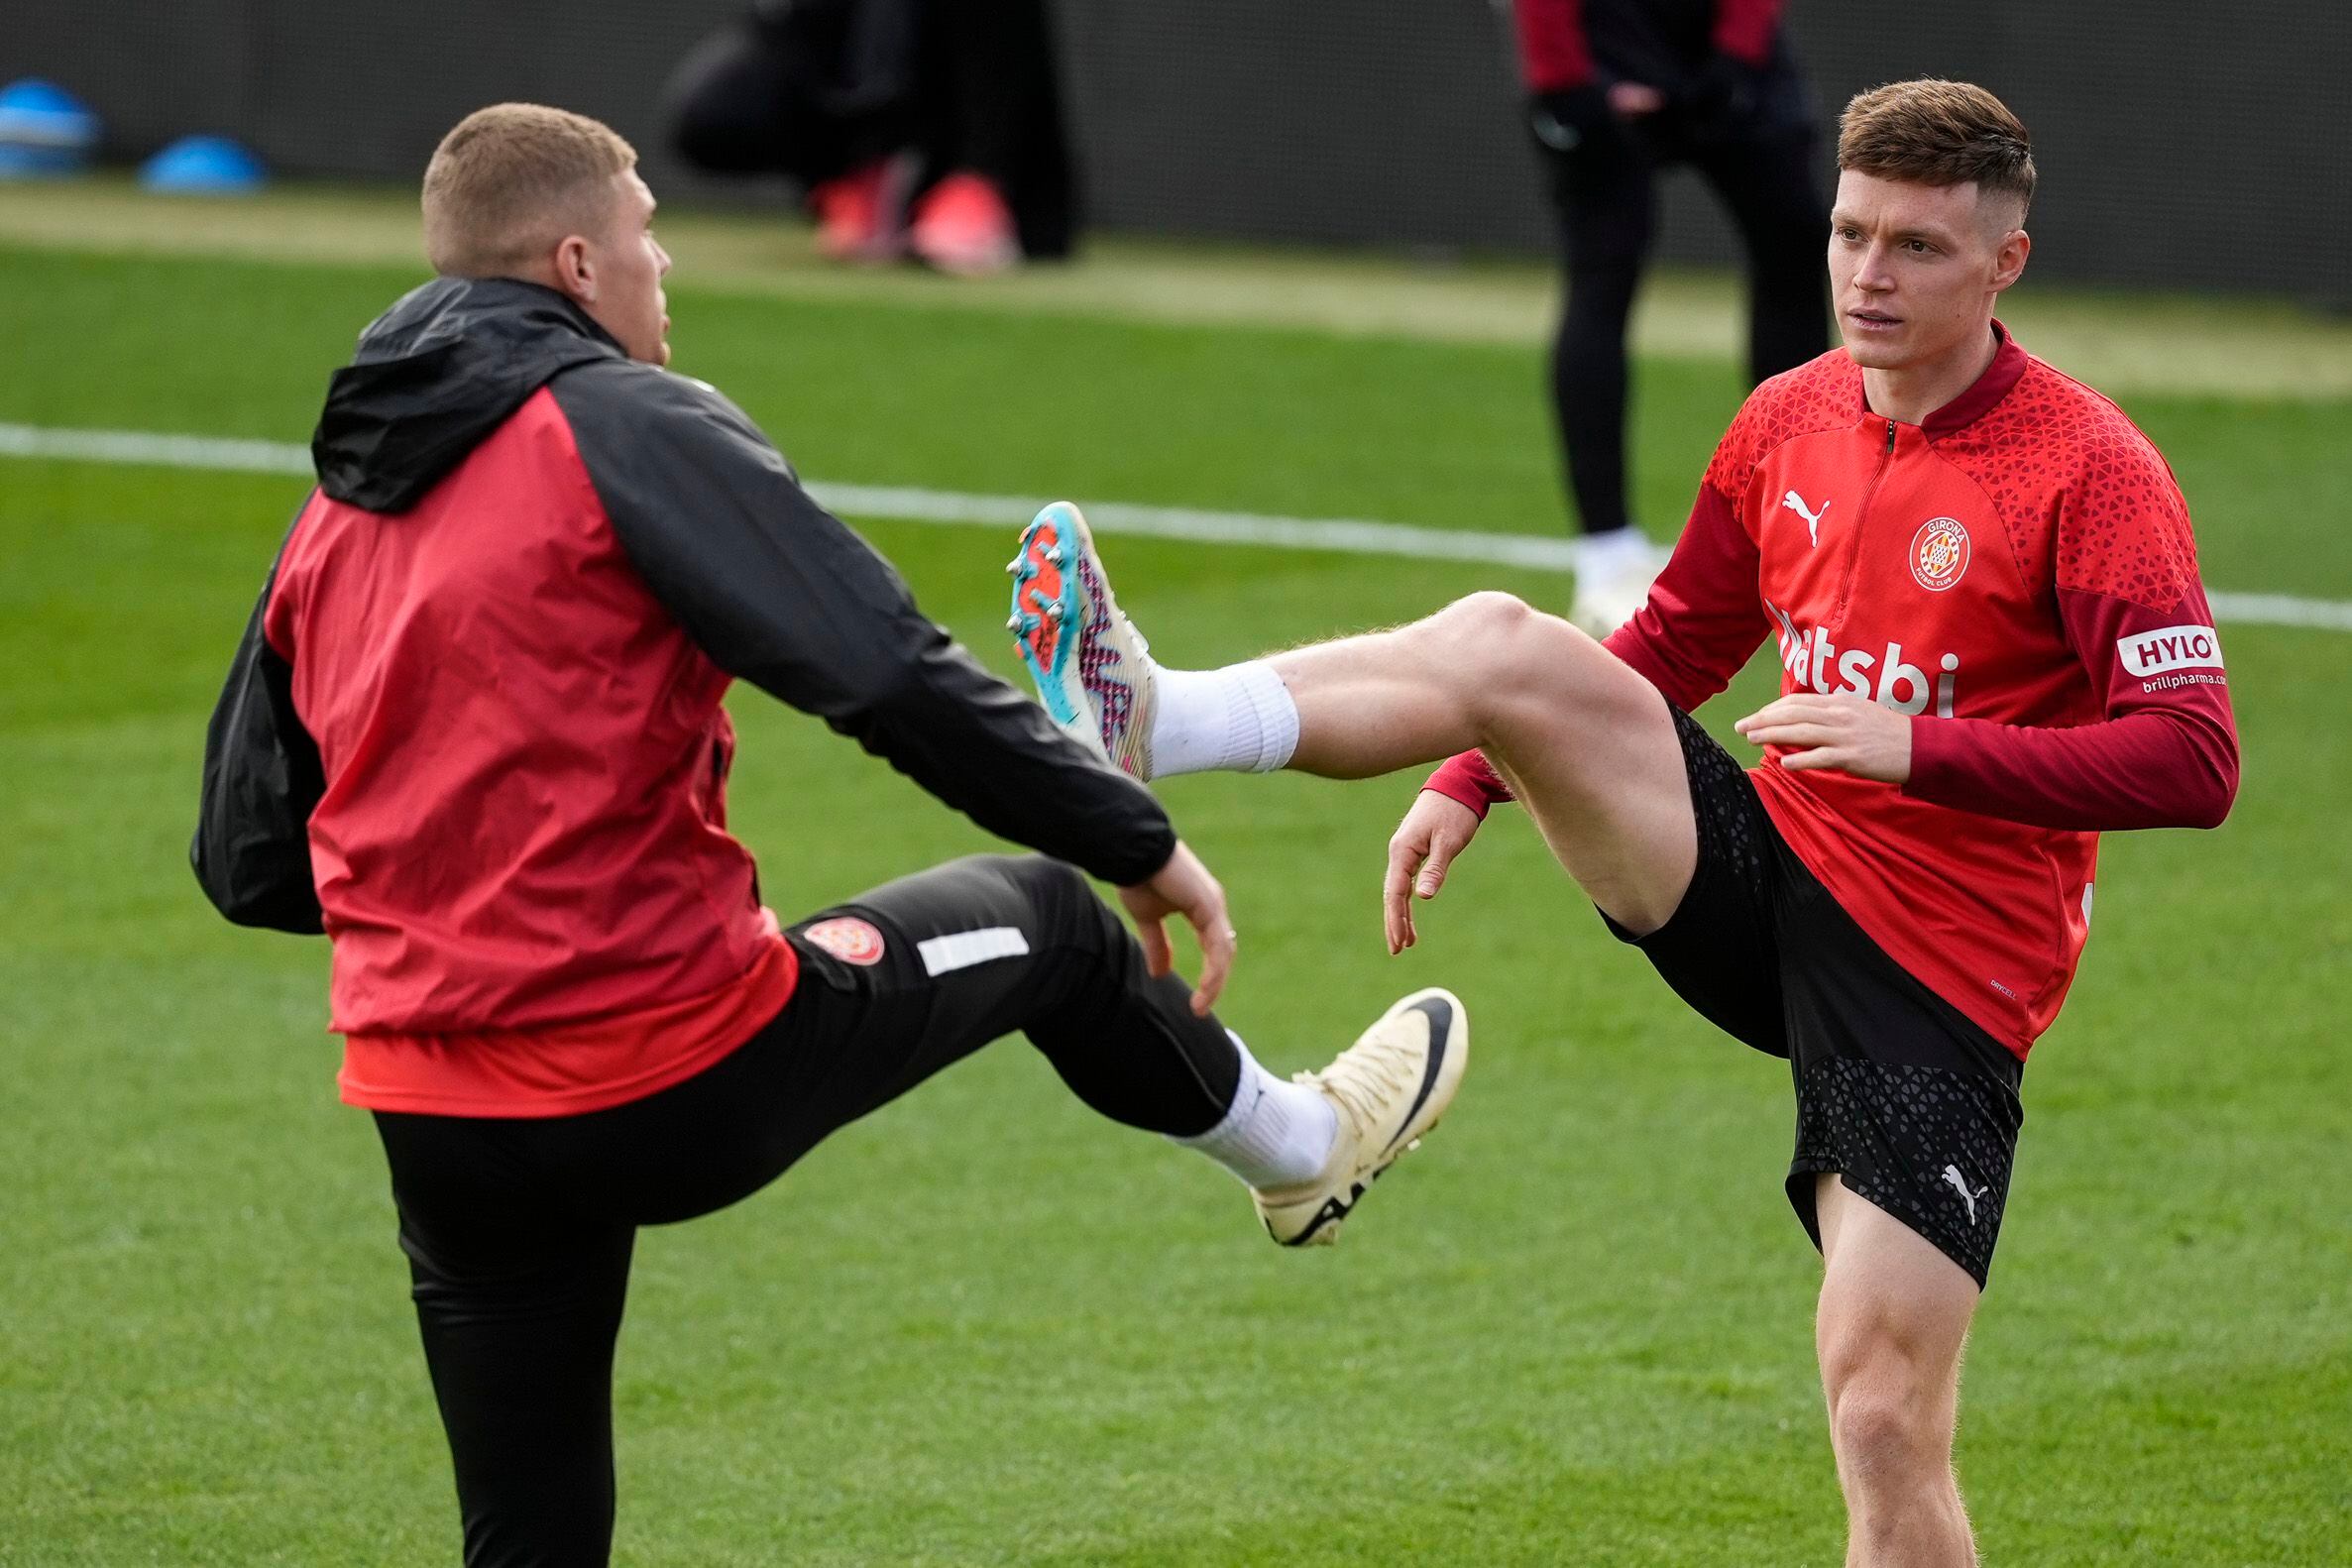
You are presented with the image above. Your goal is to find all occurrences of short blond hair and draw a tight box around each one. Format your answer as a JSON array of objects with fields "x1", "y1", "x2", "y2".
[
  {"x1": 1839, "y1": 79, "x2": 2035, "y2": 223},
  {"x1": 421, "y1": 103, "x2": 637, "y2": 278}
]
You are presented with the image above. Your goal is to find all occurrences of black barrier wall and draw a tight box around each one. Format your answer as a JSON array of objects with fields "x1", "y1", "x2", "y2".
[{"x1": 7, "y1": 1, "x2": 2348, "y2": 299}]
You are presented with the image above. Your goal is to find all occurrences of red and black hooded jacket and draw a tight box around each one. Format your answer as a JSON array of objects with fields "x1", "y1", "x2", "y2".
[{"x1": 194, "y1": 278, "x2": 1170, "y2": 1111}]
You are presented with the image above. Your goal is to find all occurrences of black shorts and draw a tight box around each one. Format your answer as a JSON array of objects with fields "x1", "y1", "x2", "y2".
[{"x1": 1607, "y1": 705, "x2": 2026, "y2": 1289}]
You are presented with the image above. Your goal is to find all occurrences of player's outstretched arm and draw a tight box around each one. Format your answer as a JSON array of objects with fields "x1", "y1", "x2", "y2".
[
  {"x1": 1116, "y1": 839, "x2": 1235, "y2": 1015},
  {"x1": 559, "y1": 363, "x2": 1181, "y2": 890},
  {"x1": 1384, "y1": 790, "x2": 1484, "y2": 954}
]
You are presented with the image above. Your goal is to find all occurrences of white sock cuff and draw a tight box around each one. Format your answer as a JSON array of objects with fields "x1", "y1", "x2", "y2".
[
  {"x1": 1232, "y1": 662, "x2": 1299, "y2": 773},
  {"x1": 1174, "y1": 1033, "x2": 1335, "y2": 1188},
  {"x1": 1183, "y1": 1030, "x2": 1265, "y2": 1146},
  {"x1": 1150, "y1": 660, "x2": 1300, "y2": 776}
]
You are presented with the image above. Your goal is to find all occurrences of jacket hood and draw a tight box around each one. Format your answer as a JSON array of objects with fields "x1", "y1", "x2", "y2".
[{"x1": 311, "y1": 277, "x2": 624, "y2": 512}]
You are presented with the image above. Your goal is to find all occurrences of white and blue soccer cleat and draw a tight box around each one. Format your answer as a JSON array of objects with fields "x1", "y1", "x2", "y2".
[
  {"x1": 1008, "y1": 502, "x2": 1158, "y2": 780},
  {"x1": 1254, "y1": 988, "x2": 1469, "y2": 1247}
]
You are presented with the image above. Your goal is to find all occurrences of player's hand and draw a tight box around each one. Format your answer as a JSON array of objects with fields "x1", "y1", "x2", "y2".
[
  {"x1": 1118, "y1": 839, "x2": 1235, "y2": 1016},
  {"x1": 1384, "y1": 791, "x2": 1484, "y2": 955},
  {"x1": 1735, "y1": 693, "x2": 1914, "y2": 783},
  {"x1": 1608, "y1": 81, "x2": 1666, "y2": 118}
]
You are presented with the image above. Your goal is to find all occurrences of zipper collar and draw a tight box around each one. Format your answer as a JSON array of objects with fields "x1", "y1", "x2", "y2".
[{"x1": 1848, "y1": 319, "x2": 2031, "y2": 441}]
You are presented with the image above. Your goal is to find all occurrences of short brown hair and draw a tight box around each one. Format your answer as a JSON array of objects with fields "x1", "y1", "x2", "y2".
[
  {"x1": 1839, "y1": 79, "x2": 2035, "y2": 223},
  {"x1": 422, "y1": 103, "x2": 636, "y2": 278}
]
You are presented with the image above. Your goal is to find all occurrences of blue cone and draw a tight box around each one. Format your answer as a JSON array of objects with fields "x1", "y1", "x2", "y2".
[
  {"x1": 0, "y1": 78, "x2": 101, "y2": 178},
  {"x1": 141, "y1": 134, "x2": 267, "y2": 194}
]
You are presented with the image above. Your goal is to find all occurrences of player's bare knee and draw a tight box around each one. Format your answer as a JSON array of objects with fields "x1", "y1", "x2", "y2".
[
  {"x1": 1829, "y1": 1382, "x2": 1946, "y2": 1492},
  {"x1": 1435, "y1": 592, "x2": 1573, "y2": 698},
  {"x1": 1824, "y1": 1334, "x2": 1952, "y2": 1485},
  {"x1": 1421, "y1": 591, "x2": 1535, "y2": 674},
  {"x1": 1437, "y1": 594, "x2": 1642, "y2": 747}
]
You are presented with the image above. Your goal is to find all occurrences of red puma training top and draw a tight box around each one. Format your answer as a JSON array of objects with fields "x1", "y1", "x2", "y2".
[{"x1": 1430, "y1": 328, "x2": 2239, "y2": 1058}]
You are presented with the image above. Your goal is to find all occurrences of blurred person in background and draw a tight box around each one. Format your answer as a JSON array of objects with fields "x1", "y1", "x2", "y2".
[
  {"x1": 666, "y1": 0, "x2": 1076, "y2": 275},
  {"x1": 1509, "y1": 0, "x2": 1831, "y2": 632}
]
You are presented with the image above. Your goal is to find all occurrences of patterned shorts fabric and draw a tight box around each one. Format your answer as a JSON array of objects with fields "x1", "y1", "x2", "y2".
[{"x1": 1607, "y1": 702, "x2": 2026, "y2": 1288}]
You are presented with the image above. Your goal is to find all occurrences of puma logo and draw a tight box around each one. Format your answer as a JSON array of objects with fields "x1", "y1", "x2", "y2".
[
  {"x1": 1781, "y1": 490, "x2": 1830, "y2": 547},
  {"x1": 1942, "y1": 1164, "x2": 1989, "y2": 1226}
]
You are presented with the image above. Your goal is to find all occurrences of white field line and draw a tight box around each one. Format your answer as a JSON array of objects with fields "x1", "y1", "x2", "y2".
[{"x1": 5, "y1": 421, "x2": 2348, "y2": 633}]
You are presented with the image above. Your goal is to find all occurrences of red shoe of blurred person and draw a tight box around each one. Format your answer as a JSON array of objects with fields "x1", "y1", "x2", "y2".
[
  {"x1": 809, "y1": 158, "x2": 910, "y2": 264},
  {"x1": 909, "y1": 171, "x2": 1019, "y2": 277}
]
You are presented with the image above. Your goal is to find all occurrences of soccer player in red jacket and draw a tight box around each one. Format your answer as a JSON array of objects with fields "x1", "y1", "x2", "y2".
[
  {"x1": 194, "y1": 104, "x2": 1466, "y2": 1568},
  {"x1": 1014, "y1": 80, "x2": 2236, "y2": 1565}
]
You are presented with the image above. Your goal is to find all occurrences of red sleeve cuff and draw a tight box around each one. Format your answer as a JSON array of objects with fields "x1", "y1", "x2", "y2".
[
  {"x1": 1903, "y1": 714, "x2": 1966, "y2": 802},
  {"x1": 1425, "y1": 750, "x2": 1513, "y2": 820}
]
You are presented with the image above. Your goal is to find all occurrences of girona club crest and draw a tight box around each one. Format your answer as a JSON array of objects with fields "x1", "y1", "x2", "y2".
[
  {"x1": 1911, "y1": 517, "x2": 1970, "y2": 592},
  {"x1": 803, "y1": 916, "x2": 887, "y2": 965}
]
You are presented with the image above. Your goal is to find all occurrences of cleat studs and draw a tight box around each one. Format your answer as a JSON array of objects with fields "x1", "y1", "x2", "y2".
[
  {"x1": 1044, "y1": 601, "x2": 1065, "y2": 622},
  {"x1": 1005, "y1": 614, "x2": 1023, "y2": 631},
  {"x1": 1046, "y1": 545, "x2": 1067, "y2": 566}
]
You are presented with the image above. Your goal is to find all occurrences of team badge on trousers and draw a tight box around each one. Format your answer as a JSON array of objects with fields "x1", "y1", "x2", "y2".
[{"x1": 803, "y1": 916, "x2": 887, "y2": 965}]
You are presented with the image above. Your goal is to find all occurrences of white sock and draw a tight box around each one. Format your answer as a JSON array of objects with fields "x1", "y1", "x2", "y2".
[
  {"x1": 1175, "y1": 1034, "x2": 1338, "y2": 1188},
  {"x1": 1151, "y1": 661, "x2": 1299, "y2": 776}
]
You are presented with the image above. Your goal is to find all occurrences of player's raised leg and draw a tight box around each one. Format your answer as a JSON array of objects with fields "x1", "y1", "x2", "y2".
[
  {"x1": 787, "y1": 855, "x2": 1467, "y2": 1248},
  {"x1": 1011, "y1": 504, "x2": 1697, "y2": 935},
  {"x1": 1813, "y1": 1176, "x2": 1981, "y2": 1567}
]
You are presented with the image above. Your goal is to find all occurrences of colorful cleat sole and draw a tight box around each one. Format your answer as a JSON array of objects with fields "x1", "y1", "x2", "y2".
[
  {"x1": 1008, "y1": 504, "x2": 1088, "y2": 732},
  {"x1": 1008, "y1": 502, "x2": 1156, "y2": 777}
]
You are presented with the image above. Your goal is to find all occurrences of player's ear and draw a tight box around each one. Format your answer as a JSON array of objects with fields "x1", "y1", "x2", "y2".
[
  {"x1": 552, "y1": 234, "x2": 597, "y2": 304},
  {"x1": 1990, "y1": 227, "x2": 2030, "y2": 293}
]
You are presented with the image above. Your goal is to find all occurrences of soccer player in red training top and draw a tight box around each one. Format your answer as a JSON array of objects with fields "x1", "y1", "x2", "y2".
[
  {"x1": 1012, "y1": 79, "x2": 2238, "y2": 1565},
  {"x1": 194, "y1": 104, "x2": 1466, "y2": 1568}
]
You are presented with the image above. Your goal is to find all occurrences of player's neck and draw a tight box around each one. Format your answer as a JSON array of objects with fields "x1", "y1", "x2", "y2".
[{"x1": 1861, "y1": 322, "x2": 2002, "y2": 427}]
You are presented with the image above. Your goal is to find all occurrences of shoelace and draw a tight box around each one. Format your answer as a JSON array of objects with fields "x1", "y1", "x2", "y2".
[{"x1": 1299, "y1": 1032, "x2": 1420, "y2": 1141}]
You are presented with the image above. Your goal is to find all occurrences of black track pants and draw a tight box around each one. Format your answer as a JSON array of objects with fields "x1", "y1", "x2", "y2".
[
  {"x1": 373, "y1": 854, "x2": 1240, "y2": 1567},
  {"x1": 1545, "y1": 109, "x2": 1830, "y2": 536}
]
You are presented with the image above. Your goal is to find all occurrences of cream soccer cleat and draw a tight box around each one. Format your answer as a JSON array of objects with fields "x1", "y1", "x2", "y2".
[
  {"x1": 1008, "y1": 501, "x2": 1158, "y2": 779},
  {"x1": 1254, "y1": 988, "x2": 1469, "y2": 1247}
]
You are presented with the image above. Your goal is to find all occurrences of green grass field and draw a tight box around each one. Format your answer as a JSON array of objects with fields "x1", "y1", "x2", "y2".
[{"x1": 2, "y1": 202, "x2": 2348, "y2": 1565}]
